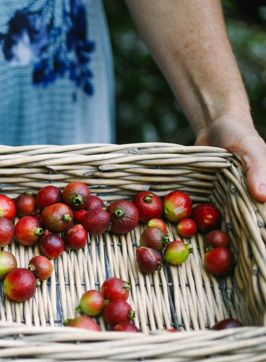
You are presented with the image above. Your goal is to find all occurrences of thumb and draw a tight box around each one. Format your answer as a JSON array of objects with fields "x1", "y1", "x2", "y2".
[
  {"x1": 236, "y1": 135, "x2": 266, "y2": 203},
  {"x1": 195, "y1": 121, "x2": 266, "y2": 203}
]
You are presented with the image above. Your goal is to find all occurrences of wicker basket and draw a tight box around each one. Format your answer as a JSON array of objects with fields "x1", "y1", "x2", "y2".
[{"x1": 0, "y1": 142, "x2": 266, "y2": 361}]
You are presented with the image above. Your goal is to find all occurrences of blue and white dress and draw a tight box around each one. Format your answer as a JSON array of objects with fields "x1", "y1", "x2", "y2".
[{"x1": 0, "y1": 0, "x2": 115, "y2": 145}]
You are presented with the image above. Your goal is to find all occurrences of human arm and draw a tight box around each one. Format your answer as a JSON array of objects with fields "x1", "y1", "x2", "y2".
[{"x1": 126, "y1": 0, "x2": 266, "y2": 202}]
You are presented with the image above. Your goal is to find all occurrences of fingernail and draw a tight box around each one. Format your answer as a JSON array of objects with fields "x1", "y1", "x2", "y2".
[{"x1": 259, "y1": 183, "x2": 266, "y2": 195}]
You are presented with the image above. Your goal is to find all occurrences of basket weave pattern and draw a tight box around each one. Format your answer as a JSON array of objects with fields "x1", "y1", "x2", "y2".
[{"x1": 0, "y1": 143, "x2": 266, "y2": 360}]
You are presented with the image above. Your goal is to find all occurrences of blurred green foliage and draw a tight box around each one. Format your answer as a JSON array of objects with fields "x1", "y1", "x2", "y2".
[{"x1": 104, "y1": 0, "x2": 266, "y2": 144}]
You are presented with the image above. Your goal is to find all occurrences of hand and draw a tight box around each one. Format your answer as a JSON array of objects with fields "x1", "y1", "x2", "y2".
[{"x1": 195, "y1": 115, "x2": 266, "y2": 203}]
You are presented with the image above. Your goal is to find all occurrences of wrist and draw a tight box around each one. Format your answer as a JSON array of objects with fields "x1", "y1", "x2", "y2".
[
  {"x1": 195, "y1": 112, "x2": 258, "y2": 148},
  {"x1": 176, "y1": 71, "x2": 253, "y2": 138},
  {"x1": 194, "y1": 92, "x2": 254, "y2": 135},
  {"x1": 199, "y1": 81, "x2": 253, "y2": 124}
]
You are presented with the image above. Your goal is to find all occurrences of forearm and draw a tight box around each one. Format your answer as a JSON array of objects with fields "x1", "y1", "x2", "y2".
[{"x1": 126, "y1": 0, "x2": 253, "y2": 136}]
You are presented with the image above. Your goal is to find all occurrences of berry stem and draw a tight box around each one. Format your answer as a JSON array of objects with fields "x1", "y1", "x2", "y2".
[
  {"x1": 35, "y1": 227, "x2": 44, "y2": 237},
  {"x1": 72, "y1": 195, "x2": 83, "y2": 207},
  {"x1": 28, "y1": 264, "x2": 36, "y2": 272},
  {"x1": 63, "y1": 214, "x2": 72, "y2": 223},
  {"x1": 162, "y1": 235, "x2": 170, "y2": 245},
  {"x1": 123, "y1": 281, "x2": 131, "y2": 291},
  {"x1": 129, "y1": 310, "x2": 135, "y2": 320},
  {"x1": 114, "y1": 208, "x2": 124, "y2": 218},
  {"x1": 144, "y1": 194, "x2": 153, "y2": 204}
]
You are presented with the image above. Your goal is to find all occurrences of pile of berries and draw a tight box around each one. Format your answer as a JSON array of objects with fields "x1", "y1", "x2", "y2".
[
  {"x1": 65, "y1": 277, "x2": 139, "y2": 332},
  {"x1": 133, "y1": 191, "x2": 234, "y2": 278},
  {"x1": 0, "y1": 182, "x2": 239, "y2": 330},
  {"x1": 0, "y1": 181, "x2": 144, "y2": 303}
]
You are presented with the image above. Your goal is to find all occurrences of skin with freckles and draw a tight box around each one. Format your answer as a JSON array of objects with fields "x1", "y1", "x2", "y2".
[{"x1": 126, "y1": 0, "x2": 266, "y2": 202}]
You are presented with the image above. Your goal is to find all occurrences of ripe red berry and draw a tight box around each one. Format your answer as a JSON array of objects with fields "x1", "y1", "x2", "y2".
[
  {"x1": 39, "y1": 232, "x2": 65, "y2": 259},
  {"x1": 212, "y1": 318, "x2": 243, "y2": 330},
  {"x1": 41, "y1": 203, "x2": 73, "y2": 233},
  {"x1": 15, "y1": 216, "x2": 44, "y2": 246},
  {"x1": 103, "y1": 300, "x2": 134, "y2": 326},
  {"x1": 0, "y1": 251, "x2": 17, "y2": 280},
  {"x1": 205, "y1": 230, "x2": 230, "y2": 248},
  {"x1": 74, "y1": 209, "x2": 87, "y2": 224},
  {"x1": 147, "y1": 218, "x2": 168, "y2": 234},
  {"x1": 204, "y1": 247, "x2": 234, "y2": 277},
  {"x1": 28, "y1": 255, "x2": 53, "y2": 281},
  {"x1": 84, "y1": 195, "x2": 105, "y2": 211},
  {"x1": 136, "y1": 247, "x2": 163, "y2": 274},
  {"x1": 0, "y1": 194, "x2": 16, "y2": 221},
  {"x1": 164, "y1": 240, "x2": 192, "y2": 266},
  {"x1": 107, "y1": 200, "x2": 139, "y2": 234},
  {"x1": 134, "y1": 191, "x2": 163, "y2": 222},
  {"x1": 112, "y1": 322, "x2": 139, "y2": 332},
  {"x1": 64, "y1": 316, "x2": 101, "y2": 331},
  {"x1": 77, "y1": 290, "x2": 105, "y2": 317},
  {"x1": 102, "y1": 277, "x2": 131, "y2": 301},
  {"x1": 82, "y1": 208, "x2": 110, "y2": 234},
  {"x1": 0, "y1": 217, "x2": 14, "y2": 247},
  {"x1": 140, "y1": 227, "x2": 169, "y2": 252},
  {"x1": 4, "y1": 268, "x2": 37, "y2": 302},
  {"x1": 164, "y1": 191, "x2": 192, "y2": 222},
  {"x1": 192, "y1": 203, "x2": 221, "y2": 233},
  {"x1": 63, "y1": 181, "x2": 90, "y2": 210},
  {"x1": 64, "y1": 224, "x2": 88, "y2": 250},
  {"x1": 37, "y1": 185, "x2": 62, "y2": 210},
  {"x1": 176, "y1": 218, "x2": 197, "y2": 238},
  {"x1": 16, "y1": 193, "x2": 36, "y2": 217}
]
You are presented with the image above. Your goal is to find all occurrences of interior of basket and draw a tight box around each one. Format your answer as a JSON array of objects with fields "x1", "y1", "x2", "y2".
[{"x1": 0, "y1": 144, "x2": 265, "y2": 332}]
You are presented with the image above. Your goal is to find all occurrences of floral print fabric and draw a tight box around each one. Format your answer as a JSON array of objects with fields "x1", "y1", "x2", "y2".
[
  {"x1": 0, "y1": 0, "x2": 95, "y2": 98},
  {"x1": 0, "y1": 0, "x2": 114, "y2": 145}
]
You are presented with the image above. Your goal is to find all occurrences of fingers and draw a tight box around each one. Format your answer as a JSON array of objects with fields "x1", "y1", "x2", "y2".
[
  {"x1": 231, "y1": 135, "x2": 266, "y2": 202},
  {"x1": 194, "y1": 120, "x2": 266, "y2": 203},
  {"x1": 241, "y1": 136, "x2": 266, "y2": 203},
  {"x1": 194, "y1": 129, "x2": 209, "y2": 146},
  {"x1": 246, "y1": 165, "x2": 266, "y2": 203}
]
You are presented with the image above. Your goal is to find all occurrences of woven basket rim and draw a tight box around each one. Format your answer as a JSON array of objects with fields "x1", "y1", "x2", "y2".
[{"x1": 0, "y1": 142, "x2": 265, "y2": 361}]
